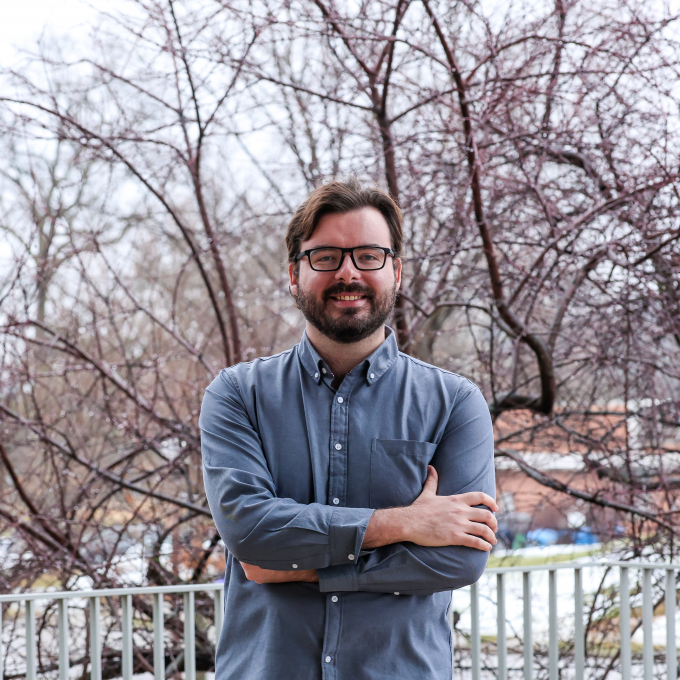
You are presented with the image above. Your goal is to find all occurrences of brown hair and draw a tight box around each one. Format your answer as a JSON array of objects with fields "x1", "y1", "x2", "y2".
[{"x1": 285, "y1": 178, "x2": 403, "y2": 263}]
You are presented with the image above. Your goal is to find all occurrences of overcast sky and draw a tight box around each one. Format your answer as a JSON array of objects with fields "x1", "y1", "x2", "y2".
[
  {"x1": 0, "y1": 0, "x2": 101, "y2": 67},
  {"x1": 0, "y1": 0, "x2": 102, "y2": 267}
]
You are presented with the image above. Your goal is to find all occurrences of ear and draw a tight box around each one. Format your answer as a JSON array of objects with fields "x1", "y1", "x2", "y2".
[
  {"x1": 394, "y1": 257, "x2": 402, "y2": 291},
  {"x1": 288, "y1": 261, "x2": 299, "y2": 297}
]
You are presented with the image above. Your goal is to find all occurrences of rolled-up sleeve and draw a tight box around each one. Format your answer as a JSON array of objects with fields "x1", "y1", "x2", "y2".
[
  {"x1": 317, "y1": 384, "x2": 495, "y2": 594},
  {"x1": 201, "y1": 370, "x2": 373, "y2": 570}
]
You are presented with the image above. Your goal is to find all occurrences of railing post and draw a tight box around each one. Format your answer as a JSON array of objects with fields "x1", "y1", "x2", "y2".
[
  {"x1": 549, "y1": 569, "x2": 558, "y2": 680},
  {"x1": 497, "y1": 573, "x2": 507, "y2": 680},
  {"x1": 523, "y1": 570, "x2": 532, "y2": 680},
  {"x1": 214, "y1": 584, "x2": 224, "y2": 643},
  {"x1": 184, "y1": 591, "x2": 196, "y2": 680},
  {"x1": 643, "y1": 568, "x2": 653, "y2": 680},
  {"x1": 122, "y1": 594, "x2": 133, "y2": 680},
  {"x1": 621, "y1": 567, "x2": 631, "y2": 680},
  {"x1": 89, "y1": 596, "x2": 102, "y2": 680},
  {"x1": 0, "y1": 598, "x2": 4, "y2": 680},
  {"x1": 471, "y1": 582, "x2": 480, "y2": 680},
  {"x1": 574, "y1": 567, "x2": 584, "y2": 680},
  {"x1": 153, "y1": 593, "x2": 165, "y2": 680},
  {"x1": 667, "y1": 568, "x2": 677, "y2": 680},
  {"x1": 25, "y1": 600, "x2": 36, "y2": 680},
  {"x1": 58, "y1": 599, "x2": 69, "y2": 680}
]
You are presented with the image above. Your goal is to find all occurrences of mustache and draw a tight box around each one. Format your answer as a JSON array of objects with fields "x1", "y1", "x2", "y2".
[{"x1": 323, "y1": 283, "x2": 375, "y2": 301}]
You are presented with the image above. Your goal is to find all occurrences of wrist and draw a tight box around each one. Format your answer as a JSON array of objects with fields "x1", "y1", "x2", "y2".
[
  {"x1": 363, "y1": 506, "x2": 412, "y2": 548},
  {"x1": 296, "y1": 569, "x2": 318, "y2": 583}
]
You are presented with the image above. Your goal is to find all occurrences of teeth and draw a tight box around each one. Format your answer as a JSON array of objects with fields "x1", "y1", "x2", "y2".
[{"x1": 337, "y1": 295, "x2": 362, "y2": 301}]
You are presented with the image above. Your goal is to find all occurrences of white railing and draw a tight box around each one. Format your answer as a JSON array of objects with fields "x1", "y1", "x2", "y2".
[
  {"x1": 0, "y1": 561, "x2": 677, "y2": 680},
  {"x1": 0, "y1": 583, "x2": 223, "y2": 680},
  {"x1": 462, "y1": 561, "x2": 678, "y2": 680}
]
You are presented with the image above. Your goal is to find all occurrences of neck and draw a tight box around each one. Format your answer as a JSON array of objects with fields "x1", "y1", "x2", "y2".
[{"x1": 306, "y1": 324, "x2": 387, "y2": 382}]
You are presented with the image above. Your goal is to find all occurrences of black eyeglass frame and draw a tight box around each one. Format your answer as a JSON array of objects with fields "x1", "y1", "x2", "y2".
[{"x1": 295, "y1": 246, "x2": 396, "y2": 272}]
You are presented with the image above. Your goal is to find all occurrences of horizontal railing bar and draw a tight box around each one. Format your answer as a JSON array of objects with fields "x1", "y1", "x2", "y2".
[
  {"x1": 600, "y1": 561, "x2": 680, "y2": 569},
  {"x1": 487, "y1": 563, "x2": 592, "y2": 575},
  {"x1": 486, "y1": 560, "x2": 680, "y2": 575},
  {"x1": 0, "y1": 582, "x2": 223, "y2": 603}
]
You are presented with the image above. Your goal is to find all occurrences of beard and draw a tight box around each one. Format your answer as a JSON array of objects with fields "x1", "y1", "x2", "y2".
[{"x1": 294, "y1": 280, "x2": 398, "y2": 344}]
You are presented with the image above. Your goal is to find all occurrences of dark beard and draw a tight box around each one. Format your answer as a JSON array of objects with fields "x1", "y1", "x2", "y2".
[{"x1": 295, "y1": 281, "x2": 398, "y2": 344}]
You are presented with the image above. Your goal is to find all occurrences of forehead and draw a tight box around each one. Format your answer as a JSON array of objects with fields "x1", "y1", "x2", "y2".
[{"x1": 301, "y1": 207, "x2": 391, "y2": 249}]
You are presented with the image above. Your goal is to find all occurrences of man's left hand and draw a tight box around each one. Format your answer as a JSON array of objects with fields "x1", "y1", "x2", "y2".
[{"x1": 240, "y1": 562, "x2": 319, "y2": 584}]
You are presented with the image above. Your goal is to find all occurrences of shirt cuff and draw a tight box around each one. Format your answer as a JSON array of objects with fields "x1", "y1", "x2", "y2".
[
  {"x1": 317, "y1": 563, "x2": 358, "y2": 592},
  {"x1": 328, "y1": 507, "x2": 374, "y2": 565}
]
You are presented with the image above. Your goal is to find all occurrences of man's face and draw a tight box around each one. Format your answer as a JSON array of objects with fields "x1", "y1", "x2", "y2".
[{"x1": 289, "y1": 207, "x2": 402, "y2": 344}]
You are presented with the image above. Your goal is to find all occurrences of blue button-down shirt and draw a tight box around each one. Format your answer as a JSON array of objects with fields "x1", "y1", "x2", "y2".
[{"x1": 200, "y1": 327, "x2": 495, "y2": 680}]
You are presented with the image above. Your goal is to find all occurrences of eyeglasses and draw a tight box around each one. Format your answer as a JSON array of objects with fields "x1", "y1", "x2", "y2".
[{"x1": 295, "y1": 246, "x2": 395, "y2": 272}]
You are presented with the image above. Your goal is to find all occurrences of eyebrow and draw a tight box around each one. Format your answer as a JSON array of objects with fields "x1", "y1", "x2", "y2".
[{"x1": 305, "y1": 243, "x2": 388, "y2": 249}]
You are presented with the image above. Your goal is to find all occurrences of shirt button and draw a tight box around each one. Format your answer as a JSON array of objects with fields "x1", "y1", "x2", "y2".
[
  {"x1": 322, "y1": 368, "x2": 327, "y2": 374},
  {"x1": 292, "y1": 564, "x2": 298, "y2": 569},
  {"x1": 331, "y1": 595, "x2": 338, "y2": 602},
  {"x1": 337, "y1": 396, "x2": 343, "y2": 403},
  {"x1": 394, "y1": 592, "x2": 400, "y2": 596},
  {"x1": 335, "y1": 443, "x2": 342, "y2": 450},
  {"x1": 332, "y1": 498, "x2": 340, "y2": 505},
  {"x1": 348, "y1": 554, "x2": 355, "y2": 561},
  {"x1": 314, "y1": 372, "x2": 319, "y2": 379},
  {"x1": 370, "y1": 373, "x2": 375, "y2": 379},
  {"x1": 325, "y1": 656, "x2": 332, "y2": 663}
]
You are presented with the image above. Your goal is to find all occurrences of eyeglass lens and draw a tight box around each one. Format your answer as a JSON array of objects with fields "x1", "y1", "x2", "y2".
[{"x1": 309, "y1": 247, "x2": 386, "y2": 271}]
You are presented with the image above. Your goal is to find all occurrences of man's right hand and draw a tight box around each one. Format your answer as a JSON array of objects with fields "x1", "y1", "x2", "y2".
[{"x1": 362, "y1": 465, "x2": 498, "y2": 551}]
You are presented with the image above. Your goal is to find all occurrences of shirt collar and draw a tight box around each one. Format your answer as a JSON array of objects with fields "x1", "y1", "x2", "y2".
[
  {"x1": 298, "y1": 331, "x2": 333, "y2": 384},
  {"x1": 297, "y1": 326, "x2": 399, "y2": 386}
]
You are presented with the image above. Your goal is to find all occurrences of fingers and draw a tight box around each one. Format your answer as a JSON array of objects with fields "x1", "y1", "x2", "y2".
[
  {"x1": 421, "y1": 465, "x2": 439, "y2": 496},
  {"x1": 464, "y1": 520, "x2": 497, "y2": 545},
  {"x1": 457, "y1": 491, "x2": 499, "y2": 512},
  {"x1": 458, "y1": 534, "x2": 494, "y2": 551},
  {"x1": 468, "y1": 507, "x2": 499, "y2": 532}
]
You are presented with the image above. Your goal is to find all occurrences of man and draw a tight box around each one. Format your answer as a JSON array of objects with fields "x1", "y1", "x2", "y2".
[{"x1": 200, "y1": 178, "x2": 498, "y2": 680}]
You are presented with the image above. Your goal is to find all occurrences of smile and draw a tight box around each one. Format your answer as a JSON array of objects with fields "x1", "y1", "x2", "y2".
[{"x1": 334, "y1": 295, "x2": 365, "y2": 301}]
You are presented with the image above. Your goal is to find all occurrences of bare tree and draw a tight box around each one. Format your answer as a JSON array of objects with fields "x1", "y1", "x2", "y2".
[
  {"x1": 0, "y1": 0, "x2": 679, "y2": 677},
  {"x1": 0, "y1": 2, "x2": 295, "y2": 674},
  {"x1": 241, "y1": 0, "x2": 680, "y2": 539}
]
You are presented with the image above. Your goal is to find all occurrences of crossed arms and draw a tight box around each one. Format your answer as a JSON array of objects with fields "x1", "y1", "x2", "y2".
[
  {"x1": 240, "y1": 465, "x2": 498, "y2": 585},
  {"x1": 201, "y1": 370, "x2": 497, "y2": 596}
]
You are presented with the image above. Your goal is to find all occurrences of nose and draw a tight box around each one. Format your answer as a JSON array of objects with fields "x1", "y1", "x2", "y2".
[{"x1": 334, "y1": 251, "x2": 361, "y2": 283}]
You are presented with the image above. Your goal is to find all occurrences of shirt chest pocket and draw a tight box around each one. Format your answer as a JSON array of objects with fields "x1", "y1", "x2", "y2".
[{"x1": 369, "y1": 438, "x2": 438, "y2": 509}]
